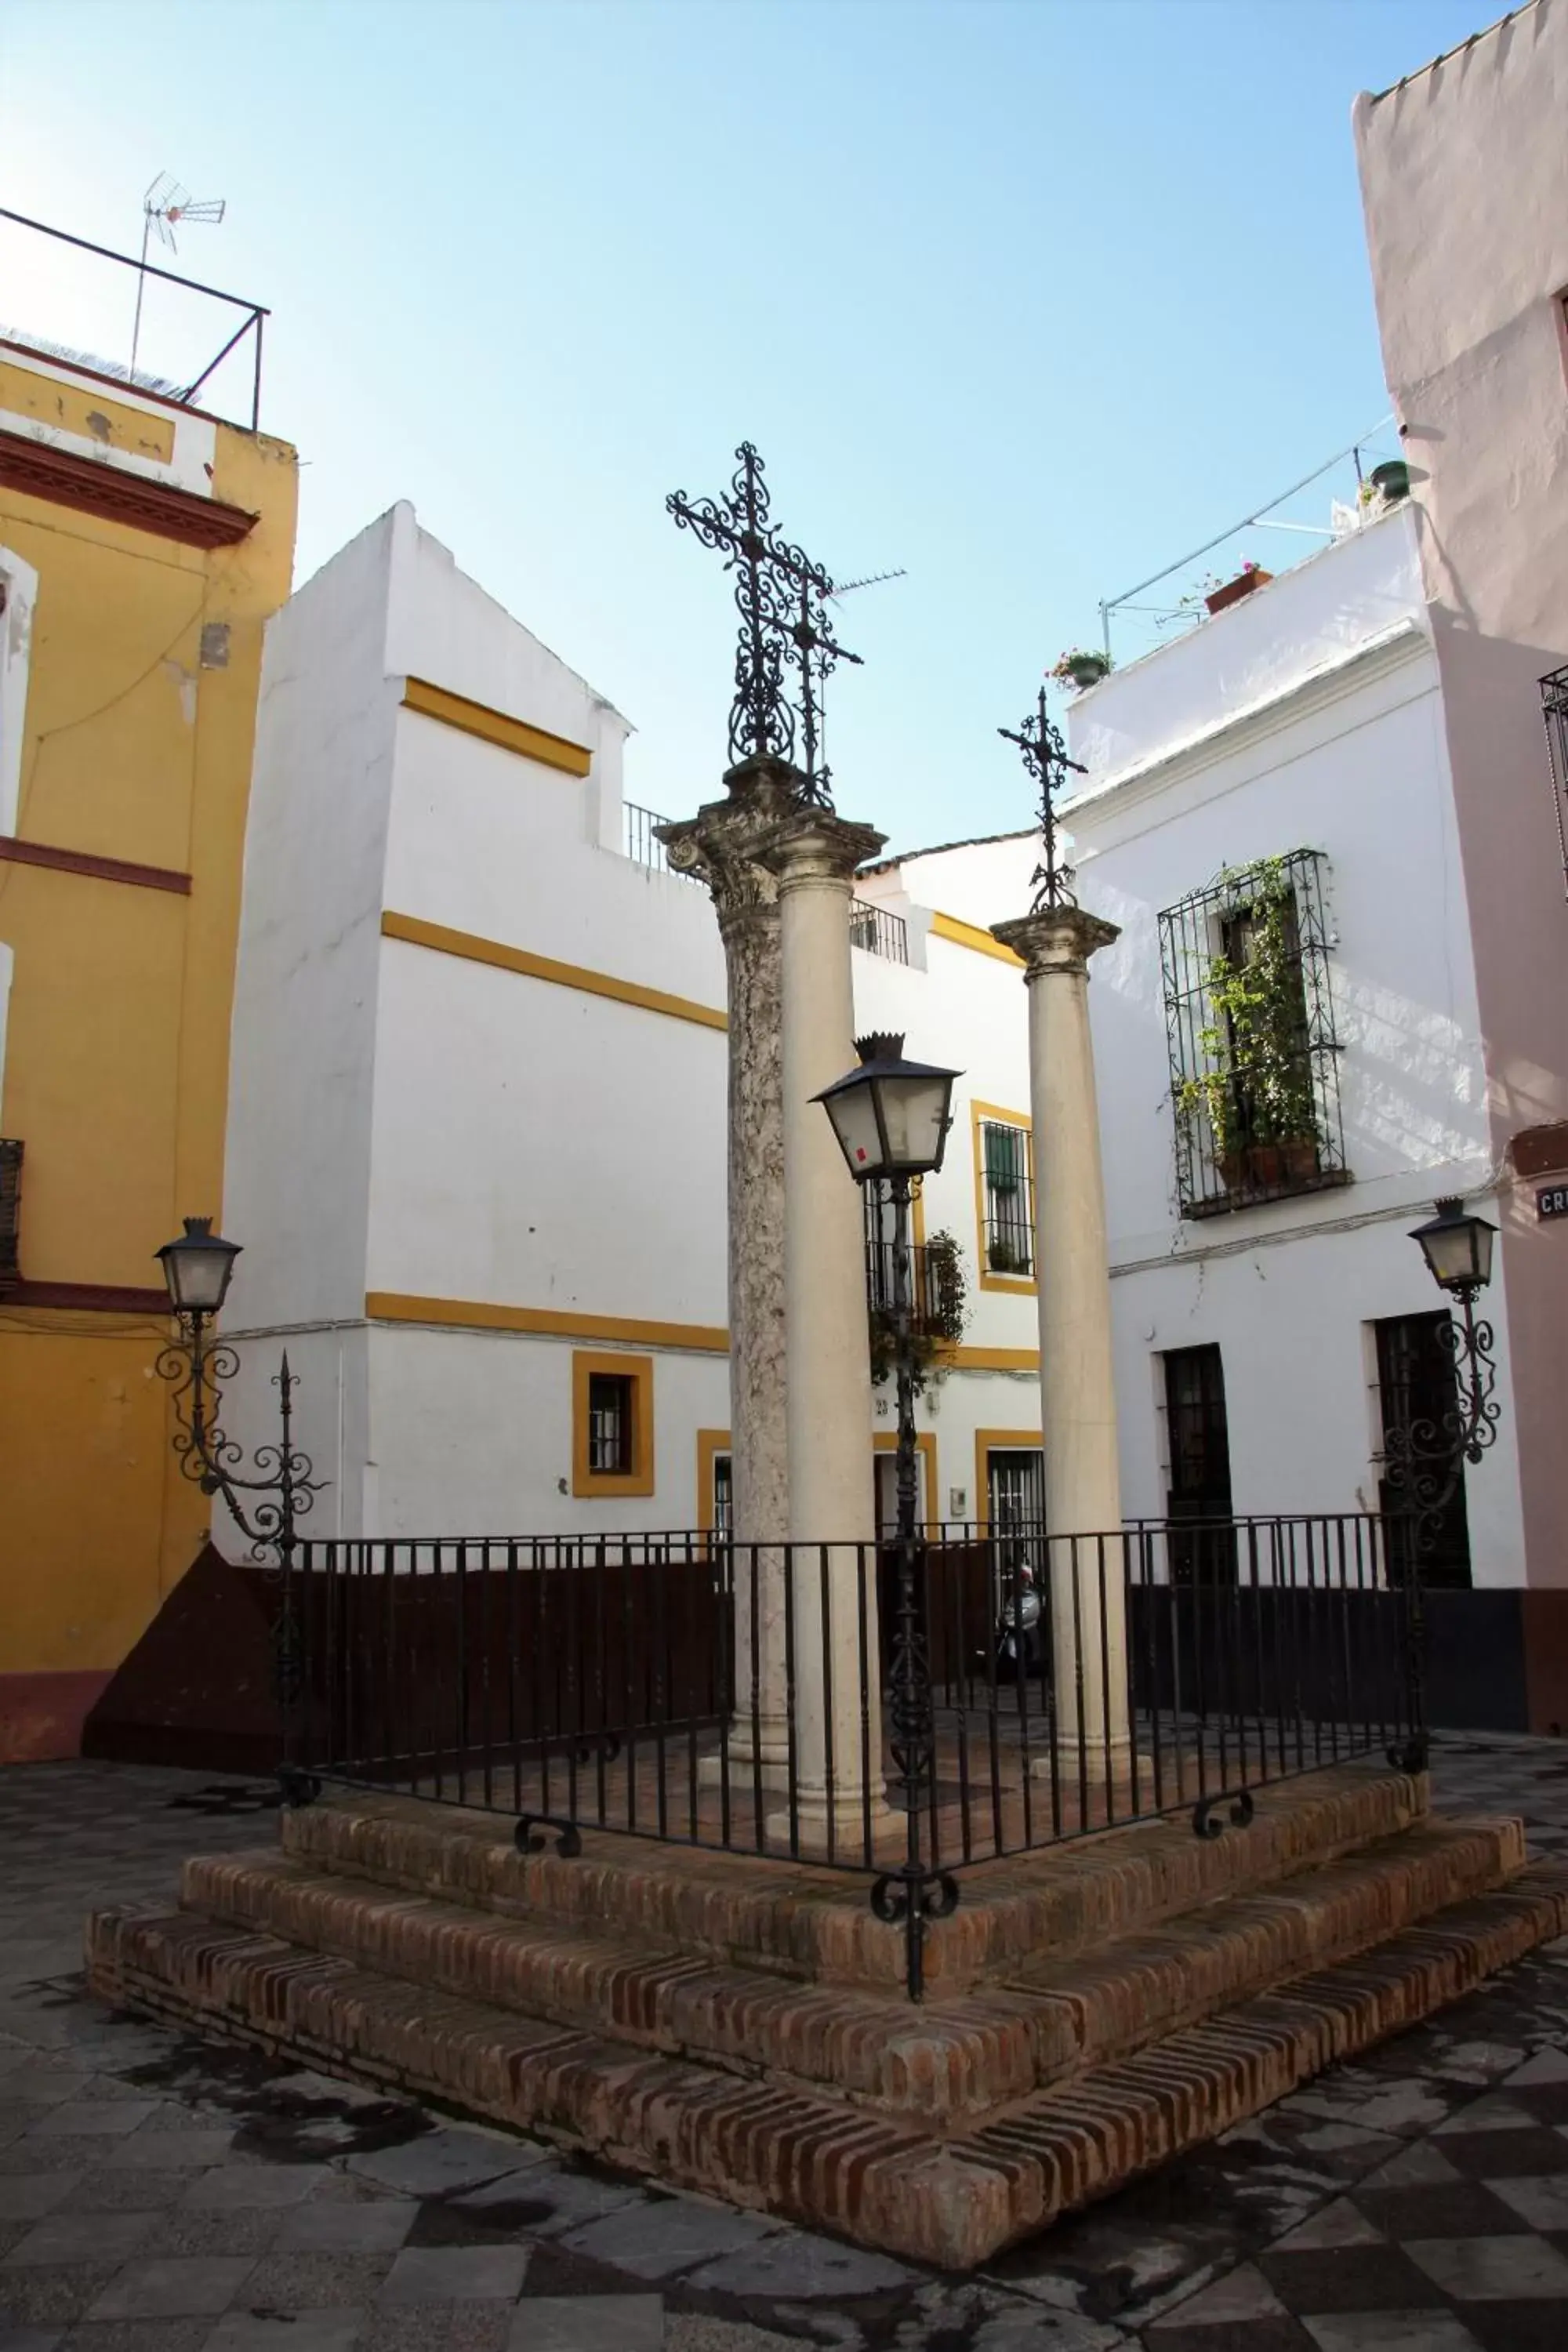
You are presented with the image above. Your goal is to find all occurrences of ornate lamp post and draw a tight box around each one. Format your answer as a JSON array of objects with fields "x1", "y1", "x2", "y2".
[
  {"x1": 1381, "y1": 1196, "x2": 1501, "y2": 1775},
  {"x1": 1389, "y1": 1196, "x2": 1501, "y2": 1515},
  {"x1": 154, "y1": 1217, "x2": 323, "y2": 1795},
  {"x1": 815, "y1": 1033, "x2": 960, "y2": 1996}
]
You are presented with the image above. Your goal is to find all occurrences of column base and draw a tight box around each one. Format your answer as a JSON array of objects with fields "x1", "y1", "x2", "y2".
[
  {"x1": 765, "y1": 1788, "x2": 900, "y2": 1854},
  {"x1": 1029, "y1": 1733, "x2": 1134, "y2": 1788},
  {"x1": 698, "y1": 1724, "x2": 795, "y2": 1794}
]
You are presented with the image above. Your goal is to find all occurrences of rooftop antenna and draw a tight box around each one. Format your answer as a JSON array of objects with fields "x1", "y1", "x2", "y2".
[
  {"x1": 131, "y1": 172, "x2": 226, "y2": 378},
  {"x1": 827, "y1": 567, "x2": 908, "y2": 602}
]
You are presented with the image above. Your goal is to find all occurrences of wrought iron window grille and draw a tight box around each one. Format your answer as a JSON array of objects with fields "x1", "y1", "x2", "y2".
[
  {"x1": 587, "y1": 1374, "x2": 634, "y2": 1475},
  {"x1": 1159, "y1": 848, "x2": 1348, "y2": 1220},
  {"x1": 1542, "y1": 665, "x2": 1568, "y2": 901},
  {"x1": 849, "y1": 898, "x2": 909, "y2": 964},
  {"x1": 981, "y1": 1119, "x2": 1035, "y2": 1275},
  {"x1": 0, "y1": 1139, "x2": 21, "y2": 1290}
]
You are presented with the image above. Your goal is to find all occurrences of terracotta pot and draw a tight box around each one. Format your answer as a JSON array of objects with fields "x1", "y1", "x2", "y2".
[{"x1": 1205, "y1": 568, "x2": 1273, "y2": 617}]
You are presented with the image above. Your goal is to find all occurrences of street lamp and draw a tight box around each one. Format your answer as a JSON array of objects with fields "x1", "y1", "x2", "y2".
[
  {"x1": 154, "y1": 1217, "x2": 324, "y2": 1798},
  {"x1": 815, "y1": 1031, "x2": 960, "y2": 1998},
  {"x1": 1403, "y1": 1196, "x2": 1501, "y2": 1483}
]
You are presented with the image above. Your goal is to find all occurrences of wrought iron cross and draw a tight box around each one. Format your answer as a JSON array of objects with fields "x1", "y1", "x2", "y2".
[
  {"x1": 667, "y1": 441, "x2": 860, "y2": 806},
  {"x1": 1000, "y1": 686, "x2": 1087, "y2": 911}
]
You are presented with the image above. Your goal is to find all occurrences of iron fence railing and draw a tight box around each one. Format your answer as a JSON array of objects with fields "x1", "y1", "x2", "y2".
[
  {"x1": 849, "y1": 898, "x2": 909, "y2": 962},
  {"x1": 282, "y1": 1512, "x2": 1422, "y2": 1997}
]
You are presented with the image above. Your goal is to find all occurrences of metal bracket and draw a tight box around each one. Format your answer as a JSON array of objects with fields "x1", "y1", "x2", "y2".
[
  {"x1": 276, "y1": 1766, "x2": 322, "y2": 1811},
  {"x1": 1192, "y1": 1787, "x2": 1256, "y2": 1841},
  {"x1": 515, "y1": 1814, "x2": 583, "y2": 1859},
  {"x1": 1388, "y1": 1734, "x2": 1431, "y2": 1777}
]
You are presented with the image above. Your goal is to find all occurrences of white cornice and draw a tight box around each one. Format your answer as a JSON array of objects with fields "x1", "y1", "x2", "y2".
[{"x1": 1065, "y1": 620, "x2": 1432, "y2": 833}]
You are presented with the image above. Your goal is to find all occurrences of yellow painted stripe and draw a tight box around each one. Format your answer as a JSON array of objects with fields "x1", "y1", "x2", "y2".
[
  {"x1": 367, "y1": 1291, "x2": 730, "y2": 1355},
  {"x1": 930, "y1": 909, "x2": 1025, "y2": 967},
  {"x1": 381, "y1": 911, "x2": 728, "y2": 1032},
  {"x1": 401, "y1": 676, "x2": 593, "y2": 777},
  {"x1": 940, "y1": 1344, "x2": 1040, "y2": 1372}
]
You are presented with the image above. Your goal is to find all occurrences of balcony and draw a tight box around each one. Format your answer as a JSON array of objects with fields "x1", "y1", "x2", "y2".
[
  {"x1": 622, "y1": 800, "x2": 699, "y2": 882},
  {"x1": 849, "y1": 898, "x2": 908, "y2": 962}
]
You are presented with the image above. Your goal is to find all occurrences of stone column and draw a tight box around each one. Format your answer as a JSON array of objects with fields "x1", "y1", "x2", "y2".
[
  {"x1": 763, "y1": 804, "x2": 891, "y2": 1843},
  {"x1": 991, "y1": 904, "x2": 1130, "y2": 1773},
  {"x1": 659, "y1": 758, "x2": 798, "y2": 1777}
]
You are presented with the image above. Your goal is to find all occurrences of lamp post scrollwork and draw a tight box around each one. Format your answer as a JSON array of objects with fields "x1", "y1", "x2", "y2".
[{"x1": 154, "y1": 1218, "x2": 325, "y2": 1804}]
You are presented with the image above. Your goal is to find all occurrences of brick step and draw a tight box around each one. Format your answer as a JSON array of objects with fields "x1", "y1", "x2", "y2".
[
  {"x1": 85, "y1": 1860, "x2": 1568, "y2": 2269},
  {"x1": 180, "y1": 1813, "x2": 1523, "y2": 2126},
  {"x1": 277, "y1": 1759, "x2": 1428, "y2": 1990}
]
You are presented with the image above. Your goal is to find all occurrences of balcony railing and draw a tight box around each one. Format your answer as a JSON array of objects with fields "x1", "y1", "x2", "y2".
[
  {"x1": 864, "y1": 1236, "x2": 949, "y2": 1333},
  {"x1": 1543, "y1": 665, "x2": 1568, "y2": 901},
  {"x1": 849, "y1": 898, "x2": 908, "y2": 962},
  {"x1": 622, "y1": 800, "x2": 699, "y2": 882}
]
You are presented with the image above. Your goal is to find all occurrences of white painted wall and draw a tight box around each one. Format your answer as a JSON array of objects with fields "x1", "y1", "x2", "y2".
[
  {"x1": 223, "y1": 503, "x2": 1046, "y2": 1546},
  {"x1": 1062, "y1": 511, "x2": 1526, "y2": 1583}
]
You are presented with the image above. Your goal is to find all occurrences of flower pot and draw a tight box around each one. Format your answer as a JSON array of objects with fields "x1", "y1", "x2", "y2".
[
  {"x1": 1370, "y1": 459, "x2": 1410, "y2": 503},
  {"x1": 1065, "y1": 652, "x2": 1109, "y2": 690},
  {"x1": 1204, "y1": 568, "x2": 1272, "y2": 618}
]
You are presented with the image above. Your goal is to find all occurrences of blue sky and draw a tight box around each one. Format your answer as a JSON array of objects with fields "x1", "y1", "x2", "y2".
[{"x1": 0, "y1": 0, "x2": 1495, "y2": 849}]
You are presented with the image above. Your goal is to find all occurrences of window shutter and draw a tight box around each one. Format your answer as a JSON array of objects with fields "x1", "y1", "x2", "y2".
[{"x1": 0, "y1": 1139, "x2": 21, "y2": 1290}]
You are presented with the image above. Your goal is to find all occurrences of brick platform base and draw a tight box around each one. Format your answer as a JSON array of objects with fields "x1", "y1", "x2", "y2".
[{"x1": 85, "y1": 1762, "x2": 1568, "y2": 2269}]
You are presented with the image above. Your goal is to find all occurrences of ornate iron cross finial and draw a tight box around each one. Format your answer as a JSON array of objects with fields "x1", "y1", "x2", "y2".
[
  {"x1": 667, "y1": 441, "x2": 861, "y2": 807},
  {"x1": 1000, "y1": 685, "x2": 1087, "y2": 911}
]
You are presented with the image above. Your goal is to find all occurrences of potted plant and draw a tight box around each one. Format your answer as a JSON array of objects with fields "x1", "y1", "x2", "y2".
[
  {"x1": 867, "y1": 1229, "x2": 968, "y2": 1392},
  {"x1": 1369, "y1": 459, "x2": 1410, "y2": 503},
  {"x1": 1174, "y1": 860, "x2": 1322, "y2": 1196},
  {"x1": 1050, "y1": 648, "x2": 1112, "y2": 692},
  {"x1": 1203, "y1": 560, "x2": 1272, "y2": 618}
]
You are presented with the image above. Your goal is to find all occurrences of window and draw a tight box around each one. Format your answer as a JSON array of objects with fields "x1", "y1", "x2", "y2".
[
  {"x1": 1374, "y1": 1312, "x2": 1472, "y2": 1590},
  {"x1": 972, "y1": 1104, "x2": 1036, "y2": 1287},
  {"x1": 1159, "y1": 849, "x2": 1348, "y2": 1218},
  {"x1": 589, "y1": 1375, "x2": 633, "y2": 1473},
  {"x1": 1162, "y1": 1345, "x2": 1236, "y2": 1585},
  {"x1": 571, "y1": 1352, "x2": 655, "y2": 1497},
  {"x1": 0, "y1": 1136, "x2": 20, "y2": 1291},
  {"x1": 696, "y1": 1428, "x2": 731, "y2": 1541}
]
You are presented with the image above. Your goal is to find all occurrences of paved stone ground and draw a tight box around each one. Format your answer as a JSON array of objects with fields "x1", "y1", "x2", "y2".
[{"x1": 3, "y1": 1737, "x2": 1568, "y2": 2350}]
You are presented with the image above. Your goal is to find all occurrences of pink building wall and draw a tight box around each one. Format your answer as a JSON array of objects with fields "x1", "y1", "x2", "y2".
[{"x1": 1356, "y1": 0, "x2": 1568, "y2": 1590}]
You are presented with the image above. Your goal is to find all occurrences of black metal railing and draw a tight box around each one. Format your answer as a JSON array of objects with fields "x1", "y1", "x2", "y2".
[
  {"x1": 1542, "y1": 665, "x2": 1568, "y2": 902},
  {"x1": 849, "y1": 898, "x2": 909, "y2": 963},
  {"x1": 0, "y1": 208, "x2": 267, "y2": 433},
  {"x1": 283, "y1": 1512, "x2": 1423, "y2": 1997},
  {"x1": 623, "y1": 800, "x2": 695, "y2": 878},
  {"x1": 865, "y1": 1236, "x2": 948, "y2": 1332},
  {"x1": 1160, "y1": 848, "x2": 1349, "y2": 1219}
]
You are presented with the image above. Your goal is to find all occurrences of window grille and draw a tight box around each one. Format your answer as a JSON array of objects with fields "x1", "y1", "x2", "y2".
[
  {"x1": 848, "y1": 898, "x2": 909, "y2": 963},
  {"x1": 1542, "y1": 666, "x2": 1568, "y2": 901},
  {"x1": 587, "y1": 1373, "x2": 634, "y2": 1474},
  {"x1": 980, "y1": 1119, "x2": 1034, "y2": 1276},
  {"x1": 0, "y1": 1140, "x2": 20, "y2": 1290},
  {"x1": 1159, "y1": 848, "x2": 1348, "y2": 1218}
]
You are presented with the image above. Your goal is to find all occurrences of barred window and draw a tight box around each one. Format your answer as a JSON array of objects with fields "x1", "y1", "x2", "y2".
[
  {"x1": 1159, "y1": 849, "x2": 1348, "y2": 1219},
  {"x1": 0, "y1": 1138, "x2": 20, "y2": 1290},
  {"x1": 980, "y1": 1117, "x2": 1034, "y2": 1277}
]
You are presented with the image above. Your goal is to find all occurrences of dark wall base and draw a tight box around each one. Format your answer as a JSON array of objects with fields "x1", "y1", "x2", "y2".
[{"x1": 82, "y1": 1544, "x2": 282, "y2": 1774}]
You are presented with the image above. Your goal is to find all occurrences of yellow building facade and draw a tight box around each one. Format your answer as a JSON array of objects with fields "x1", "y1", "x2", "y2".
[{"x1": 0, "y1": 329, "x2": 296, "y2": 1759}]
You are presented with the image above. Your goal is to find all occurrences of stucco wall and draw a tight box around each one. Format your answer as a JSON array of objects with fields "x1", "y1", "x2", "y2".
[
  {"x1": 1062, "y1": 513, "x2": 1525, "y2": 1583},
  {"x1": 1356, "y1": 0, "x2": 1568, "y2": 1583}
]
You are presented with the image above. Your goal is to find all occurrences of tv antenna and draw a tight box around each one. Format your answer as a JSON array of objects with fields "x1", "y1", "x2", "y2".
[
  {"x1": 827, "y1": 567, "x2": 907, "y2": 602},
  {"x1": 131, "y1": 173, "x2": 227, "y2": 378}
]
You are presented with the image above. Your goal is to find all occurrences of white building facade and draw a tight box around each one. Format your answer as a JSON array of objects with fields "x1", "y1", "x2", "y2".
[
  {"x1": 1063, "y1": 502, "x2": 1526, "y2": 1603},
  {"x1": 221, "y1": 503, "x2": 1048, "y2": 1547}
]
